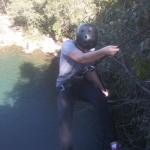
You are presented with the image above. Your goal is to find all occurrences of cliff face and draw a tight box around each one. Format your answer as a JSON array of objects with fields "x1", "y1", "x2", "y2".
[{"x1": 0, "y1": 14, "x2": 61, "y2": 56}]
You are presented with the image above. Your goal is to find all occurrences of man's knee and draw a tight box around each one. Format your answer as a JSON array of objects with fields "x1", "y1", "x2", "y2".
[{"x1": 59, "y1": 122, "x2": 73, "y2": 150}]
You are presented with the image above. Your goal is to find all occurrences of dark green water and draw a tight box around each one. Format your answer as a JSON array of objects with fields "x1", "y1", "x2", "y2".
[{"x1": 0, "y1": 48, "x2": 106, "y2": 150}]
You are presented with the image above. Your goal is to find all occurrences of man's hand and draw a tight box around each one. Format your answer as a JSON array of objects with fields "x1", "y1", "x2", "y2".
[
  {"x1": 102, "y1": 89, "x2": 109, "y2": 97},
  {"x1": 100, "y1": 45, "x2": 119, "y2": 56}
]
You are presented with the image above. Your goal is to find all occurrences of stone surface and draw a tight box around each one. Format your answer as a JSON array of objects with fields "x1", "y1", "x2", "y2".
[{"x1": 0, "y1": 15, "x2": 61, "y2": 56}]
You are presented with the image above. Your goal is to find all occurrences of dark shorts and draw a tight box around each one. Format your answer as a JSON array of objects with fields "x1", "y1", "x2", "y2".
[{"x1": 57, "y1": 81, "x2": 117, "y2": 150}]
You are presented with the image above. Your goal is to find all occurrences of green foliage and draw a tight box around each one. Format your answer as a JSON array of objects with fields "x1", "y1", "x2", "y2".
[
  {"x1": 95, "y1": 0, "x2": 150, "y2": 149},
  {"x1": 134, "y1": 58, "x2": 149, "y2": 78},
  {"x1": 7, "y1": 0, "x2": 99, "y2": 39},
  {"x1": 146, "y1": 131, "x2": 150, "y2": 146},
  {"x1": 96, "y1": 0, "x2": 150, "y2": 96}
]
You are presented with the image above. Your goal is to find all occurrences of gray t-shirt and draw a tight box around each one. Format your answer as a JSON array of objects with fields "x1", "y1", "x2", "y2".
[{"x1": 56, "y1": 40, "x2": 93, "y2": 87}]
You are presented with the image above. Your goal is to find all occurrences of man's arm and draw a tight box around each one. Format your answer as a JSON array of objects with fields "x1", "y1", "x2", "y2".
[
  {"x1": 87, "y1": 70, "x2": 109, "y2": 97},
  {"x1": 69, "y1": 45, "x2": 119, "y2": 63}
]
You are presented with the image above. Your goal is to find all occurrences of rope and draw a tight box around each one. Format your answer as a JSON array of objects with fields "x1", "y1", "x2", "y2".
[
  {"x1": 94, "y1": 25, "x2": 150, "y2": 92},
  {"x1": 117, "y1": 25, "x2": 150, "y2": 48},
  {"x1": 94, "y1": 25, "x2": 150, "y2": 67}
]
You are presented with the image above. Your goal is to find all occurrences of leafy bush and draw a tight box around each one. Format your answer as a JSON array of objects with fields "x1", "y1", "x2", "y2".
[
  {"x1": 94, "y1": 0, "x2": 150, "y2": 149},
  {"x1": 7, "y1": 0, "x2": 99, "y2": 40}
]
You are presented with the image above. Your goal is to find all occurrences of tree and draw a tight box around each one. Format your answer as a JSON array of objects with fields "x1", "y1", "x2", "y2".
[{"x1": 7, "y1": 0, "x2": 99, "y2": 39}]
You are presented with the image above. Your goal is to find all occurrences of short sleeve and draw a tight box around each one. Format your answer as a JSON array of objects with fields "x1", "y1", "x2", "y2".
[{"x1": 61, "y1": 40, "x2": 77, "y2": 57}]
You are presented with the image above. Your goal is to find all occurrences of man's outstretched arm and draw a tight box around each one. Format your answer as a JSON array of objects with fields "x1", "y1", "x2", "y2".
[{"x1": 69, "y1": 45, "x2": 119, "y2": 63}]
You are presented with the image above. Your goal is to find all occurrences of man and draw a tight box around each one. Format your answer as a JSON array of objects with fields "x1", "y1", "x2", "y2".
[{"x1": 56, "y1": 23, "x2": 122, "y2": 150}]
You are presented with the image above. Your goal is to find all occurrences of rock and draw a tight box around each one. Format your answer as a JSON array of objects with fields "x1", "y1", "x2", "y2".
[
  {"x1": 40, "y1": 37, "x2": 58, "y2": 53},
  {"x1": 22, "y1": 41, "x2": 39, "y2": 53},
  {"x1": 0, "y1": 14, "x2": 62, "y2": 55}
]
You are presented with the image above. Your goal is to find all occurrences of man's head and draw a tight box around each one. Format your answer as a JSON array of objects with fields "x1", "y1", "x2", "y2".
[{"x1": 76, "y1": 23, "x2": 98, "y2": 51}]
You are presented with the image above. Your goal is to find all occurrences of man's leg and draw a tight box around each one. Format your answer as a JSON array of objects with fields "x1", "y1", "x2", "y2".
[
  {"x1": 57, "y1": 88, "x2": 75, "y2": 150},
  {"x1": 79, "y1": 81, "x2": 117, "y2": 143}
]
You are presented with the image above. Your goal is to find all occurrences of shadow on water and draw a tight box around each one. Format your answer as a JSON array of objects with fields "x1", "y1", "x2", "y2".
[
  {"x1": 0, "y1": 53, "x2": 60, "y2": 150},
  {"x1": 0, "y1": 49, "x2": 108, "y2": 150}
]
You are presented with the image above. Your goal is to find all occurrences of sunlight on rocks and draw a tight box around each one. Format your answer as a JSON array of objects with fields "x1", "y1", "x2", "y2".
[{"x1": 0, "y1": 15, "x2": 61, "y2": 56}]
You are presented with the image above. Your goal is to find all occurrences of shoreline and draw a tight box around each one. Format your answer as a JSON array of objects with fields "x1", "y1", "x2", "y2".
[{"x1": 0, "y1": 14, "x2": 62, "y2": 56}]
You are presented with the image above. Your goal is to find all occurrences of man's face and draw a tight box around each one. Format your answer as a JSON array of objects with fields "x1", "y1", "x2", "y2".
[{"x1": 77, "y1": 45, "x2": 90, "y2": 53}]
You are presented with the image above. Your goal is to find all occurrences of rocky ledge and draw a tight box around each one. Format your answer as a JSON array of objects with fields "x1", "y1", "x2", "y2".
[{"x1": 0, "y1": 15, "x2": 65, "y2": 56}]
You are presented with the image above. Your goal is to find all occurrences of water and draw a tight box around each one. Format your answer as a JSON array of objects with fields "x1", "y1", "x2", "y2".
[
  {"x1": 0, "y1": 47, "x2": 60, "y2": 150},
  {"x1": 0, "y1": 46, "x2": 106, "y2": 150}
]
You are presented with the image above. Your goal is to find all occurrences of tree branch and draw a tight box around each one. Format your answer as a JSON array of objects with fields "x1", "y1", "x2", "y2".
[{"x1": 1, "y1": 0, "x2": 8, "y2": 14}]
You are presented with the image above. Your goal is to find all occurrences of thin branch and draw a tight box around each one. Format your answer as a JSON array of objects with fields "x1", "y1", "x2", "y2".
[
  {"x1": 1, "y1": 0, "x2": 8, "y2": 14},
  {"x1": 136, "y1": 81, "x2": 150, "y2": 93}
]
